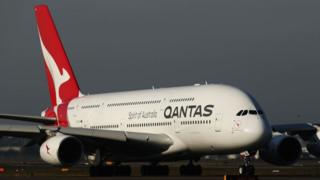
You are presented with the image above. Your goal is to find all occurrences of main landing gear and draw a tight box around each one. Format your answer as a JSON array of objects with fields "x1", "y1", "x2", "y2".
[
  {"x1": 89, "y1": 164, "x2": 131, "y2": 177},
  {"x1": 140, "y1": 163, "x2": 169, "y2": 176},
  {"x1": 179, "y1": 161, "x2": 202, "y2": 176},
  {"x1": 238, "y1": 152, "x2": 255, "y2": 176}
]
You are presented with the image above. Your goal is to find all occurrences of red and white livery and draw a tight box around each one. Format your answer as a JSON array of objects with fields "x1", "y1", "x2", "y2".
[{"x1": 0, "y1": 4, "x2": 313, "y2": 177}]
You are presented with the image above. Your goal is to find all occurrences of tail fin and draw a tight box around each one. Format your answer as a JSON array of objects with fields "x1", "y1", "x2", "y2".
[{"x1": 34, "y1": 5, "x2": 82, "y2": 106}]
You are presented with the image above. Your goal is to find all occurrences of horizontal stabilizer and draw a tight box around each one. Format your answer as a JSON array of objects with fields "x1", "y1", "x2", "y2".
[{"x1": 0, "y1": 114, "x2": 56, "y2": 125}]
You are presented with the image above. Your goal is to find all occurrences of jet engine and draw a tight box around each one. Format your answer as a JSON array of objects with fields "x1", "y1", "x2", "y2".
[
  {"x1": 40, "y1": 134, "x2": 83, "y2": 166},
  {"x1": 306, "y1": 131, "x2": 320, "y2": 157},
  {"x1": 259, "y1": 135, "x2": 301, "y2": 165}
]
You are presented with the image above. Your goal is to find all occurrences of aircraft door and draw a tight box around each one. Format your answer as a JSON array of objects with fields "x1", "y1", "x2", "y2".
[
  {"x1": 174, "y1": 119, "x2": 182, "y2": 134},
  {"x1": 69, "y1": 104, "x2": 85, "y2": 128},
  {"x1": 214, "y1": 113, "x2": 223, "y2": 132}
]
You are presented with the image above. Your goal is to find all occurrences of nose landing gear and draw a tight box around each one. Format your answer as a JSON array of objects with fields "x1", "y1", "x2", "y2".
[{"x1": 239, "y1": 151, "x2": 255, "y2": 176}]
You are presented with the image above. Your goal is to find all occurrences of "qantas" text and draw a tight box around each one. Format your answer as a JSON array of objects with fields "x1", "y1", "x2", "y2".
[{"x1": 164, "y1": 105, "x2": 214, "y2": 119}]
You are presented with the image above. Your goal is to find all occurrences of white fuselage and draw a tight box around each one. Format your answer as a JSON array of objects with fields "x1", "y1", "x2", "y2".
[{"x1": 66, "y1": 84, "x2": 272, "y2": 159}]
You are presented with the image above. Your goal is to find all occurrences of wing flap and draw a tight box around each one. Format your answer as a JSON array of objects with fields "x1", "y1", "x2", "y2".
[{"x1": 58, "y1": 127, "x2": 127, "y2": 142}]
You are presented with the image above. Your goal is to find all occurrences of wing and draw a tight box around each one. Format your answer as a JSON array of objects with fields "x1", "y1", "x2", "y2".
[
  {"x1": 58, "y1": 126, "x2": 173, "y2": 155},
  {"x1": 0, "y1": 114, "x2": 56, "y2": 125},
  {"x1": 0, "y1": 124, "x2": 41, "y2": 138},
  {"x1": 272, "y1": 123, "x2": 318, "y2": 140},
  {"x1": 0, "y1": 124, "x2": 173, "y2": 154}
]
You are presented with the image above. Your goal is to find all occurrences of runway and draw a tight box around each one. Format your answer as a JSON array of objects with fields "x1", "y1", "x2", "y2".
[
  {"x1": 0, "y1": 177, "x2": 319, "y2": 180},
  {"x1": 0, "y1": 159, "x2": 319, "y2": 179}
]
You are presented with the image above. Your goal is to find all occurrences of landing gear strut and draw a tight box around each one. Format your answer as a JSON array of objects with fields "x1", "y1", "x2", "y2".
[
  {"x1": 179, "y1": 160, "x2": 202, "y2": 176},
  {"x1": 239, "y1": 152, "x2": 255, "y2": 176}
]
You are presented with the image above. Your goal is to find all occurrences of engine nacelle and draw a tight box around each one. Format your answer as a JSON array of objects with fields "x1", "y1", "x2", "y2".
[
  {"x1": 40, "y1": 134, "x2": 83, "y2": 166},
  {"x1": 306, "y1": 131, "x2": 320, "y2": 157},
  {"x1": 259, "y1": 135, "x2": 301, "y2": 165}
]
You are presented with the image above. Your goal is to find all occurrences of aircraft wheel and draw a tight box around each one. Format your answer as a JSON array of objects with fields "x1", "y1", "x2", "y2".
[
  {"x1": 141, "y1": 165, "x2": 169, "y2": 176},
  {"x1": 89, "y1": 166, "x2": 99, "y2": 177},
  {"x1": 115, "y1": 165, "x2": 131, "y2": 176},
  {"x1": 179, "y1": 165, "x2": 186, "y2": 176},
  {"x1": 246, "y1": 165, "x2": 255, "y2": 175},
  {"x1": 89, "y1": 165, "x2": 112, "y2": 177},
  {"x1": 89, "y1": 165, "x2": 132, "y2": 176},
  {"x1": 180, "y1": 164, "x2": 202, "y2": 176},
  {"x1": 194, "y1": 165, "x2": 202, "y2": 175},
  {"x1": 239, "y1": 165, "x2": 255, "y2": 176},
  {"x1": 159, "y1": 165, "x2": 169, "y2": 176}
]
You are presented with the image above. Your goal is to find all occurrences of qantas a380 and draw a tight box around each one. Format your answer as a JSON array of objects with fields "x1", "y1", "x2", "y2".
[{"x1": 1, "y1": 4, "x2": 320, "y2": 177}]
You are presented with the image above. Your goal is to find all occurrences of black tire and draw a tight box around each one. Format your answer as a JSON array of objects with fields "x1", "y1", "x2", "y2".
[
  {"x1": 179, "y1": 165, "x2": 187, "y2": 176},
  {"x1": 115, "y1": 165, "x2": 131, "y2": 176},
  {"x1": 180, "y1": 164, "x2": 202, "y2": 176},
  {"x1": 246, "y1": 165, "x2": 255, "y2": 176},
  {"x1": 239, "y1": 165, "x2": 255, "y2": 176},
  {"x1": 195, "y1": 165, "x2": 202, "y2": 176},
  {"x1": 140, "y1": 165, "x2": 148, "y2": 176},
  {"x1": 239, "y1": 165, "x2": 245, "y2": 175},
  {"x1": 89, "y1": 166, "x2": 99, "y2": 177},
  {"x1": 141, "y1": 165, "x2": 169, "y2": 176},
  {"x1": 99, "y1": 166, "x2": 114, "y2": 176},
  {"x1": 159, "y1": 165, "x2": 169, "y2": 176}
]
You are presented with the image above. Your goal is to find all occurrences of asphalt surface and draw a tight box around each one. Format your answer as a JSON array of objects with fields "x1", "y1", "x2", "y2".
[
  {"x1": 0, "y1": 159, "x2": 319, "y2": 179},
  {"x1": 0, "y1": 177, "x2": 320, "y2": 180}
]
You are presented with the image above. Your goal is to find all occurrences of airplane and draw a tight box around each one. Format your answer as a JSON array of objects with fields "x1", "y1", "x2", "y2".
[{"x1": 0, "y1": 4, "x2": 318, "y2": 177}]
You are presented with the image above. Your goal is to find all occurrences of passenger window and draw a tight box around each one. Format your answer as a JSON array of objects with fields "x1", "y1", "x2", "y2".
[{"x1": 242, "y1": 110, "x2": 248, "y2": 116}]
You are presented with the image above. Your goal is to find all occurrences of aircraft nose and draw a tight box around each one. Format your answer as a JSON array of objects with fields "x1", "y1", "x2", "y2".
[{"x1": 242, "y1": 117, "x2": 272, "y2": 149}]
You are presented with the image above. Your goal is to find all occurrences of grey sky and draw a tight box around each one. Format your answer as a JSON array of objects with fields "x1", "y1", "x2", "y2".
[{"x1": 1, "y1": 0, "x2": 320, "y2": 124}]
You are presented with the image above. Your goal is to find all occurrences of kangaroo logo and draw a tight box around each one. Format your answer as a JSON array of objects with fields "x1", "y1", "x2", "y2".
[
  {"x1": 45, "y1": 144, "x2": 51, "y2": 155},
  {"x1": 39, "y1": 33, "x2": 70, "y2": 105}
]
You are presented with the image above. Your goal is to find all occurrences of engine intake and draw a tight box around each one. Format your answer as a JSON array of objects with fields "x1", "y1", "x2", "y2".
[
  {"x1": 40, "y1": 134, "x2": 83, "y2": 166},
  {"x1": 259, "y1": 135, "x2": 301, "y2": 165}
]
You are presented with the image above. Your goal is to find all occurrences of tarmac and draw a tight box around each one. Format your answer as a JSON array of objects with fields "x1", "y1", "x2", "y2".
[
  {"x1": 0, "y1": 159, "x2": 319, "y2": 179},
  {"x1": 0, "y1": 177, "x2": 319, "y2": 180}
]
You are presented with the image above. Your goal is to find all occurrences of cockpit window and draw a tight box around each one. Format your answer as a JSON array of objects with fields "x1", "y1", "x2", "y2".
[
  {"x1": 249, "y1": 110, "x2": 257, "y2": 115},
  {"x1": 237, "y1": 109, "x2": 264, "y2": 116},
  {"x1": 236, "y1": 110, "x2": 243, "y2": 116},
  {"x1": 242, "y1": 110, "x2": 248, "y2": 116}
]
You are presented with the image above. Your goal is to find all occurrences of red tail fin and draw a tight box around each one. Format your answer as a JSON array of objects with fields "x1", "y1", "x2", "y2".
[{"x1": 34, "y1": 5, "x2": 81, "y2": 106}]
